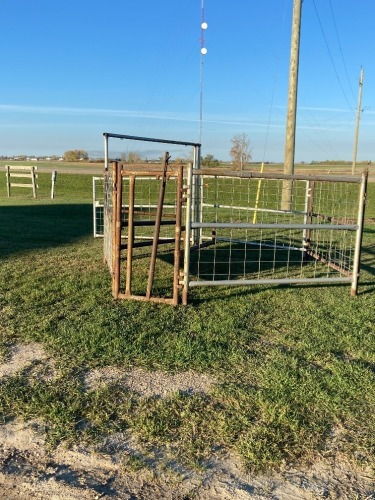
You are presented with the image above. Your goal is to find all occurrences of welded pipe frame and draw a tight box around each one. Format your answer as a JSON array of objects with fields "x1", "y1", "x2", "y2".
[
  {"x1": 104, "y1": 133, "x2": 367, "y2": 302},
  {"x1": 351, "y1": 172, "x2": 368, "y2": 295},
  {"x1": 194, "y1": 168, "x2": 363, "y2": 184},
  {"x1": 188, "y1": 277, "x2": 352, "y2": 288},
  {"x1": 192, "y1": 222, "x2": 358, "y2": 231},
  {"x1": 182, "y1": 167, "x2": 368, "y2": 297},
  {"x1": 103, "y1": 132, "x2": 200, "y2": 173},
  {"x1": 104, "y1": 132, "x2": 201, "y2": 305}
]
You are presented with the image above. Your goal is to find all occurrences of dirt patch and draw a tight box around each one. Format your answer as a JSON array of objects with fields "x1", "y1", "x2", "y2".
[
  {"x1": 0, "y1": 420, "x2": 374, "y2": 499},
  {"x1": 0, "y1": 343, "x2": 374, "y2": 499},
  {"x1": 0, "y1": 343, "x2": 55, "y2": 380},
  {"x1": 84, "y1": 366, "x2": 216, "y2": 398}
]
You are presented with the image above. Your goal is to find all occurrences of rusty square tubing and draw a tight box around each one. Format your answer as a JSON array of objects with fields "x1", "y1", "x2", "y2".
[
  {"x1": 173, "y1": 165, "x2": 183, "y2": 305},
  {"x1": 146, "y1": 153, "x2": 169, "y2": 299},
  {"x1": 125, "y1": 175, "x2": 136, "y2": 296}
]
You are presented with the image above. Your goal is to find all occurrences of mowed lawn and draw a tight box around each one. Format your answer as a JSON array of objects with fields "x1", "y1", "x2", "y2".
[{"x1": 0, "y1": 169, "x2": 374, "y2": 472}]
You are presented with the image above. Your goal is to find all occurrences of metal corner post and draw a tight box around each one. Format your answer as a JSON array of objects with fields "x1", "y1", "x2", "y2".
[
  {"x1": 104, "y1": 133, "x2": 109, "y2": 172},
  {"x1": 193, "y1": 145, "x2": 202, "y2": 246},
  {"x1": 173, "y1": 164, "x2": 184, "y2": 305},
  {"x1": 351, "y1": 171, "x2": 368, "y2": 296},
  {"x1": 182, "y1": 161, "x2": 194, "y2": 305},
  {"x1": 112, "y1": 161, "x2": 122, "y2": 298}
]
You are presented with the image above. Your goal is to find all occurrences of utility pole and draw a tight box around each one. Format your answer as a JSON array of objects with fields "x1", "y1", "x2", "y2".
[
  {"x1": 352, "y1": 67, "x2": 364, "y2": 175},
  {"x1": 282, "y1": 0, "x2": 302, "y2": 210}
]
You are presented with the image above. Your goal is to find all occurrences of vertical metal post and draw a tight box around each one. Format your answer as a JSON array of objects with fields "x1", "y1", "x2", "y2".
[
  {"x1": 112, "y1": 161, "x2": 122, "y2": 298},
  {"x1": 104, "y1": 133, "x2": 109, "y2": 172},
  {"x1": 146, "y1": 152, "x2": 169, "y2": 299},
  {"x1": 191, "y1": 150, "x2": 196, "y2": 245},
  {"x1": 351, "y1": 171, "x2": 367, "y2": 296},
  {"x1": 92, "y1": 176, "x2": 96, "y2": 237},
  {"x1": 199, "y1": 146, "x2": 204, "y2": 245},
  {"x1": 182, "y1": 162, "x2": 193, "y2": 305},
  {"x1": 126, "y1": 175, "x2": 135, "y2": 296},
  {"x1": 193, "y1": 145, "x2": 202, "y2": 246},
  {"x1": 173, "y1": 165, "x2": 183, "y2": 305}
]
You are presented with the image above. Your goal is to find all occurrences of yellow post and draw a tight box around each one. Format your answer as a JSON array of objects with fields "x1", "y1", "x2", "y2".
[{"x1": 253, "y1": 162, "x2": 264, "y2": 224}]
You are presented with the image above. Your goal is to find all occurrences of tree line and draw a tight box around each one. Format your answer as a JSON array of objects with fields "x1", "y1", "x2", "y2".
[
  {"x1": 118, "y1": 133, "x2": 252, "y2": 169},
  {"x1": 62, "y1": 133, "x2": 252, "y2": 168}
]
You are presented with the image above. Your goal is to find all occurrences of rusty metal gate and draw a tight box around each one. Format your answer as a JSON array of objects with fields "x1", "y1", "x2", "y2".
[{"x1": 102, "y1": 133, "x2": 367, "y2": 305}]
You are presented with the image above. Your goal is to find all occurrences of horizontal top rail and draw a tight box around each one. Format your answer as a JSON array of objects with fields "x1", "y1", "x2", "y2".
[
  {"x1": 103, "y1": 132, "x2": 201, "y2": 148},
  {"x1": 5, "y1": 165, "x2": 38, "y2": 171},
  {"x1": 192, "y1": 222, "x2": 358, "y2": 231},
  {"x1": 194, "y1": 168, "x2": 365, "y2": 184},
  {"x1": 188, "y1": 277, "x2": 353, "y2": 287},
  {"x1": 8, "y1": 173, "x2": 37, "y2": 178},
  {"x1": 120, "y1": 167, "x2": 181, "y2": 177}
]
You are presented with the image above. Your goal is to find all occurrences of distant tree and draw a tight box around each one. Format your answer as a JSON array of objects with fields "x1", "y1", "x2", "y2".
[
  {"x1": 230, "y1": 133, "x2": 252, "y2": 171},
  {"x1": 127, "y1": 151, "x2": 142, "y2": 164},
  {"x1": 185, "y1": 148, "x2": 195, "y2": 165},
  {"x1": 202, "y1": 154, "x2": 219, "y2": 167},
  {"x1": 173, "y1": 157, "x2": 186, "y2": 164},
  {"x1": 63, "y1": 149, "x2": 89, "y2": 161}
]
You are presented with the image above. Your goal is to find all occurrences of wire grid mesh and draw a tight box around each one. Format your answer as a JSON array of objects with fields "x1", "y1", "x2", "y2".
[
  {"x1": 189, "y1": 173, "x2": 360, "y2": 283},
  {"x1": 93, "y1": 177, "x2": 105, "y2": 237},
  {"x1": 121, "y1": 174, "x2": 181, "y2": 243},
  {"x1": 103, "y1": 169, "x2": 113, "y2": 272},
  {"x1": 98, "y1": 175, "x2": 183, "y2": 238}
]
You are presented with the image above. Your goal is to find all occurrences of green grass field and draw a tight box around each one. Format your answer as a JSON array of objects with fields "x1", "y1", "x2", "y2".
[{"x1": 0, "y1": 168, "x2": 374, "y2": 473}]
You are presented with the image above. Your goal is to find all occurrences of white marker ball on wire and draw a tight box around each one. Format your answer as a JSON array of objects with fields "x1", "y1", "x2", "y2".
[
  {"x1": 201, "y1": 47, "x2": 207, "y2": 55},
  {"x1": 201, "y1": 22, "x2": 208, "y2": 30}
]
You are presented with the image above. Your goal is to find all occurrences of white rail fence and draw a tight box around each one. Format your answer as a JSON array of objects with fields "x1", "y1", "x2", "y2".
[{"x1": 5, "y1": 165, "x2": 38, "y2": 198}]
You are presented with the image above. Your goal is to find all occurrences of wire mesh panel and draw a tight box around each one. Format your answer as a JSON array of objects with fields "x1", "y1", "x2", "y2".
[
  {"x1": 95, "y1": 175, "x2": 178, "y2": 239},
  {"x1": 103, "y1": 168, "x2": 113, "y2": 273},
  {"x1": 93, "y1": 176, "x2": 105, "y2": 237},
  {"x1": 120, "y1": 174, "x2": 182, "y2": 242},
  {"x1": 183, "y1": 169, "x2": 367, "y2": 297},
  {"x1": 102, "y1": 133, "x2": 367, "y2": 304}
]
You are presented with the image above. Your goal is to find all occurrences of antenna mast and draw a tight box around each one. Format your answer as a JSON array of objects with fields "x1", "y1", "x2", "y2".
[{"x1": 199, "y1": 0, "x2": 208, "y2": 146}]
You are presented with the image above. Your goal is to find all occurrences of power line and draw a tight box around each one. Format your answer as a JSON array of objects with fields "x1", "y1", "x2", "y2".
[
  {"x1": 328, "y1": 0, "x2": 356, "y2": 104},
  {"x1": 312, "y1": 0, "x2": 354, "y2": 111}
]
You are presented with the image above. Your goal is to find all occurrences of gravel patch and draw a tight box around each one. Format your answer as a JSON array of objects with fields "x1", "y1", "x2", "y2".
[{"x1": 84, "y1": 366, "x2": 217, "y2": 397}]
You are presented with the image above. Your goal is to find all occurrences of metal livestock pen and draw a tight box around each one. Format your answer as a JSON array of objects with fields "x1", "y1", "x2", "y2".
[{"x1": 102, "y1": 133, "x2": 367, "y2": 305}]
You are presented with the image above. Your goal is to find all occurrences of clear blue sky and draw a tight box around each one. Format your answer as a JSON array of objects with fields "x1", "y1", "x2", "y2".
[{"x1": 0, "y1": 0, "x2": 374, "y2": 162}]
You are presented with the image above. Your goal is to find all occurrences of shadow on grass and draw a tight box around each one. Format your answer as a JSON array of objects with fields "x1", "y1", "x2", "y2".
[
  {"x1": 0, "y1": 204, "x2": 93, "y2": 258},
  {"x1": 185, "y1": 240, "x2": 375, "y2": 302},
  {"x1": 126, "y1": 238, "x2": 375, "y2": 301}
]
